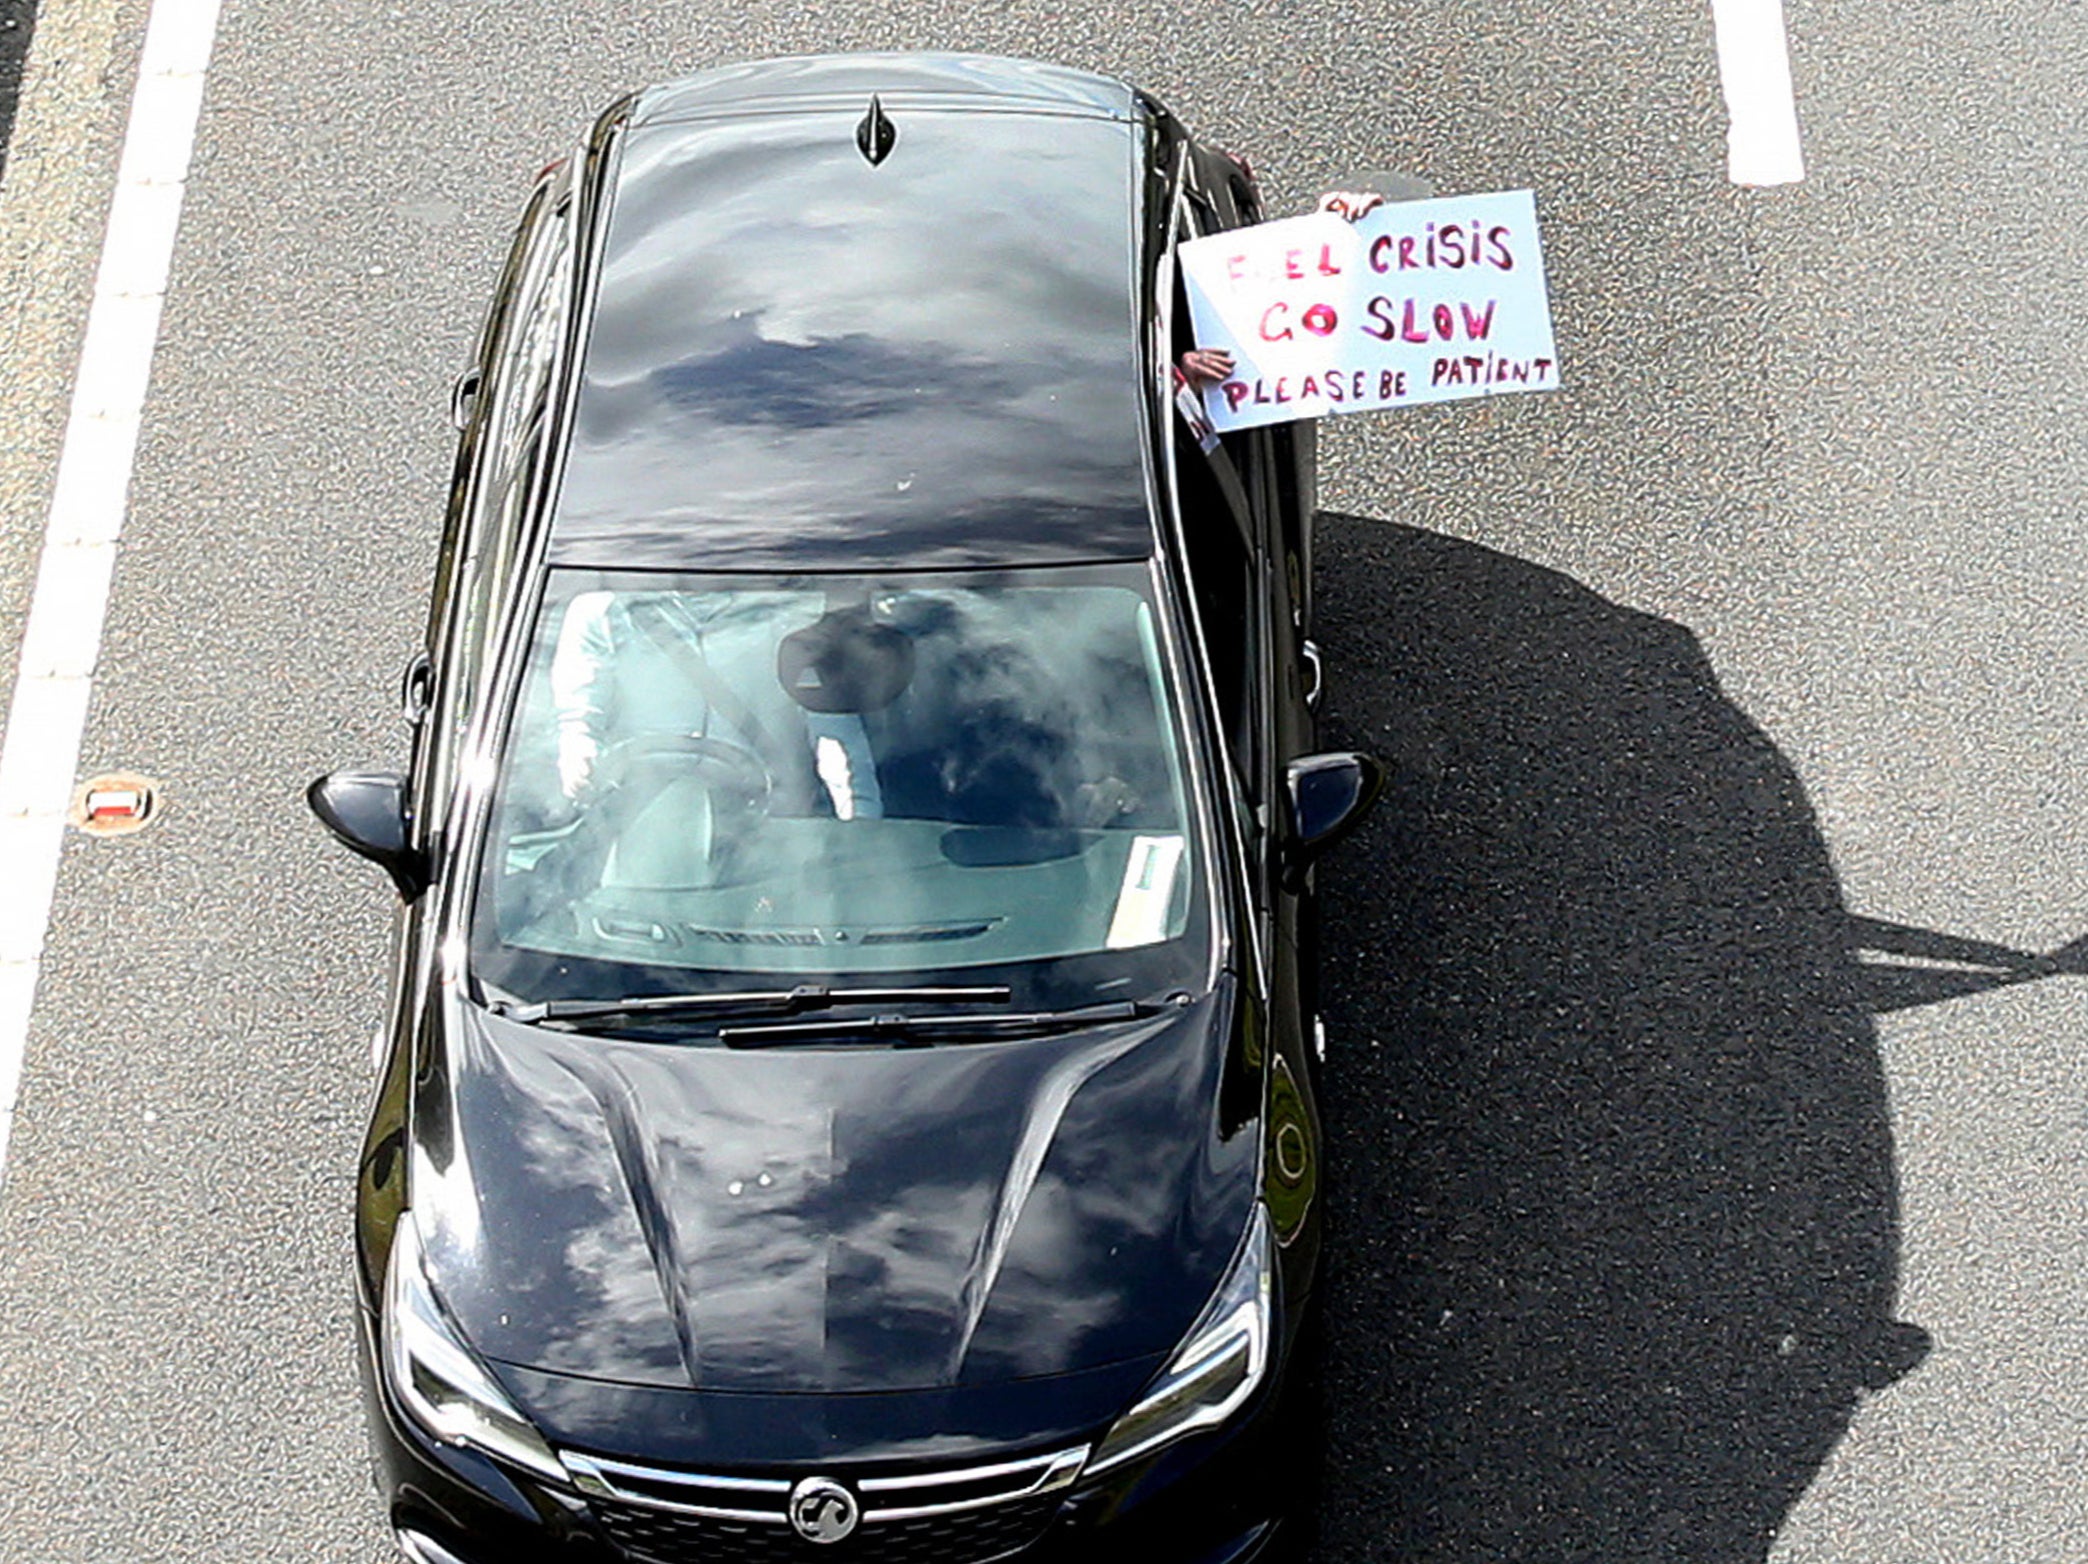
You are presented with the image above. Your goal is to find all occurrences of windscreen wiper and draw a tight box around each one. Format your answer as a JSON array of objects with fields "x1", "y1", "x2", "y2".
[
  {"x1": 717, "y1": 998, "x2": 1170, "y2": 1048},
  {"x1": 492, "y1": 984, "x2": 1013, "y2": 1028}
]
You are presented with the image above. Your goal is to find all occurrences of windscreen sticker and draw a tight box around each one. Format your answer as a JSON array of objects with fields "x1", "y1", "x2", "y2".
[{"x1": 1106, "y1": 834, "x2": 1186, "y2": 949}]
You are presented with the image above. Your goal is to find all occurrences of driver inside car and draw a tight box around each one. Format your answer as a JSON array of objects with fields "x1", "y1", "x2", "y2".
[{"x1": 549, "y1": 589, "x2": 889, "y2": 823}]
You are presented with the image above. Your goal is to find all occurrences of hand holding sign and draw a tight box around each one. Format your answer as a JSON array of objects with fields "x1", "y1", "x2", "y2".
[
  {"x1": 1180, "y1": 189, "x2": 1561, "y2": 434},
  {"x1": 1178, "y1": 348, "x2": 1235, "y2": 387},
  {"x1": 1315, "y1": 190, "x2": 1385, "y2": 222}
]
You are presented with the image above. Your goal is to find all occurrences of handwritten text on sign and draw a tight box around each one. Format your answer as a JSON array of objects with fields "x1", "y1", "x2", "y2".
[{"x1": 1180, "y1": 190, "x2": 1560, "y2": 433}]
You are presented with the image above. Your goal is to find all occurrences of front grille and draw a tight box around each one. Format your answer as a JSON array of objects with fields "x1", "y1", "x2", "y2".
[
  {"x1": 565, "y1": 1443, "x2": 1085, "y2": 1564},
  {"x1": 594, "y1": 1492, "x2": 1062, "y2": 1564}
]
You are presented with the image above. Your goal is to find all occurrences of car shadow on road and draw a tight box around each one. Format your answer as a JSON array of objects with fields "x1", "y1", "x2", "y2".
[{"x1": 1302, "y1": 513, "x2": 1933, "y2": 1564}]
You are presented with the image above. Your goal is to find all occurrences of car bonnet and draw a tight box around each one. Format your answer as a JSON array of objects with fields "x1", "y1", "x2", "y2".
[{"x1": 411, "y1": 989, "x2": 1259, "y2": 1395}]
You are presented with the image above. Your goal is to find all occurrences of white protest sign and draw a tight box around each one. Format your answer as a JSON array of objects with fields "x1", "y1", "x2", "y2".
[{"x1": 1180, "y1": 190, "x2": 1560, "y2": 433}]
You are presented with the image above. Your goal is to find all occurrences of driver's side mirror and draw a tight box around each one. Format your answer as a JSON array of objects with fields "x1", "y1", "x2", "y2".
[
  {"x1": 1280, "y1": 751, "x2": 1386, "y2": 891},
  {"x1": 307, "y1": 770, "x2": 426, "y2": 900}
]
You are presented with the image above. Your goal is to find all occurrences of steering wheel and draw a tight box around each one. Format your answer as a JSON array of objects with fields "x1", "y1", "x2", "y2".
[{"x1": 594, "y1": 733, "x2": 775, "y2": 816}]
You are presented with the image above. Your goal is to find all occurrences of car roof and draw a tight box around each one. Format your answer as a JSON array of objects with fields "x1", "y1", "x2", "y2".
[{"x1": 547, "y1": 54, "x2": 1164, "y2": 574}]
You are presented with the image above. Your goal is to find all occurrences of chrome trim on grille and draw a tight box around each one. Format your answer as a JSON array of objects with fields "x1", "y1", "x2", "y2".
[
  {"x1": 559, "y1": 1442, "x2": 1090, "y2": 1526},
  {"x1": 857, "y1": 1447, "x2": 1088, "y2": 1522},
  {"x1": 561, "y1": 1451, "x2": 792, "y2": 1523},
  {"x1": 856, "y1": 1447, "x2": 1078, "y2": 1495}
]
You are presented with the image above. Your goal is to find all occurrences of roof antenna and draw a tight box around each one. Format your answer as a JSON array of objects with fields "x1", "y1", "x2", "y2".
[{"x1": 856, "y1": 95, "x2": 897, "y2": 167}]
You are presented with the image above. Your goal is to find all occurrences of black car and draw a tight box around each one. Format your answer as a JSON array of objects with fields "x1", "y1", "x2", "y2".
[{"x1": 310, "y1": 53, "x2": 1382, "y2": 1564}]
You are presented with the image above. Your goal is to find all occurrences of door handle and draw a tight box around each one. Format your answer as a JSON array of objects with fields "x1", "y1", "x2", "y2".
[
  {"x1": 449, "y1": 366, "x2": 482, "y2": 431},
  {"x1": 400, "y1": 650, "x2": 434, "y2": 726}
]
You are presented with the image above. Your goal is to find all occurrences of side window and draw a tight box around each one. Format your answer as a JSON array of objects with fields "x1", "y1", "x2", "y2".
[
  {"x1": 1190, "y1": 145, "x2": 1262, "y2": 227},
  {"x1": 424, "y1": 182, "x2": 554, "y2": 660},
  {"x1": 1170, "y1": 201, "x2": 1211, "y2": 372},
  {"x1": 1170, "y1": 198, "x2": 1260, "y2": 478},
  {"x1": 416, "y1": 187, "x2": 573, "y2": 836},
  {"x1": 1170, "y1": 425, "x2": 1263, "y2": 799},
  {"x1": 1162, "y1": 167, "x2": 1269, "y2": 814},
  {"x1": 482, "y1": 214, "x2": 573, "y2": 495},
  {"x1": 1238, "y1": 424, "x2": 1305, "y2": 633},
  {"x1": 454, "y1": 206, "x2": 571, "y2": 701}
]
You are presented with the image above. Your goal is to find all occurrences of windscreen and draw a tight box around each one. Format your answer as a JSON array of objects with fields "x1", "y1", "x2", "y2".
[{"x1": 469, "y1": 563, "x2": 1208, "y2": 1005}]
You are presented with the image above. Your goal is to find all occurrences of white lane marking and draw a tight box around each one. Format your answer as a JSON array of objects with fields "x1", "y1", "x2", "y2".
[
  {"x1": 1712, "y1": 0, "x2": 1806, "y2": 185},
  {"x1": 0, "y1": 0, "x2": 226, "y2": 1174}
]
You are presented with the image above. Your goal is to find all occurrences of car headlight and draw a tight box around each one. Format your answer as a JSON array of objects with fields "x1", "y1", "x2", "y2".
[
  {"x1": 1086, "y1": 1204, "x2": 1273, "y2": 1476},
  {"x1": 382, "y1": 1214, "x2": 564, "y2": 1483}
]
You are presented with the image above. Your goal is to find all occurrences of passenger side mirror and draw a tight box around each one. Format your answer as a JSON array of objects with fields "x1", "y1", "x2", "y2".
[
  {"x1": 307, "y1": 770, "x2": 426, "y2": 899},
  {"x1": 1280, "y1": 751, "x2": 1385, "y2": 891}
]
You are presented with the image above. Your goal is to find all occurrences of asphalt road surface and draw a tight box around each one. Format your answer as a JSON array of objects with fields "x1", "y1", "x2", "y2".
[{"x1": 0, "y1": 0, "x2": 2083, "y2": 1560}]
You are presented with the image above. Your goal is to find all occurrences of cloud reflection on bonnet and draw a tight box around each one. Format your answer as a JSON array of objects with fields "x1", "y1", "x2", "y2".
[{"x1": 417, "y1": 997, "x2": 1254, "y2": 1398}]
